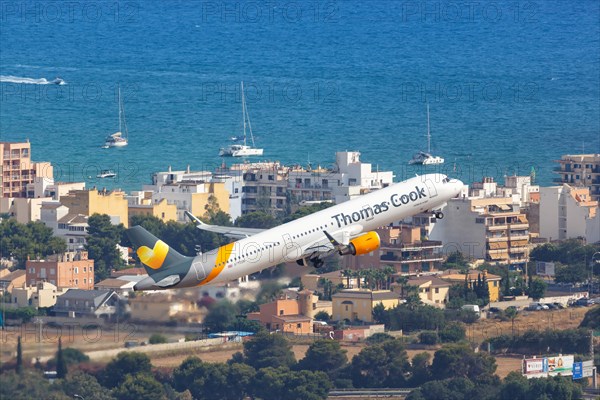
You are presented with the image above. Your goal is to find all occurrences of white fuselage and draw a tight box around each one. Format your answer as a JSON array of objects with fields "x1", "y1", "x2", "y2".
[{"x1": 179, "y1": 173, "x2": 462, "y2": 288}]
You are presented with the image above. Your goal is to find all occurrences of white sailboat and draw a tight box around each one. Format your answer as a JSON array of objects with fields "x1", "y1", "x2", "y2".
[
  {"x1": 409, "y1": 104, "x2": 444, "y2": 165},
  {"x1": 219, "y1": 82, "x2": 264, "y2": 157},
  {"x1": 103, "y1": 85, "x2": 128, "y2": 148}
]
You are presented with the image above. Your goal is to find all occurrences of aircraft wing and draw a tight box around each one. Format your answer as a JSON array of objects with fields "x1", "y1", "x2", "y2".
[
  {"x1": 184, "y1": 211, "x2": 265, "y2": 239},
  {"x1": 300, "y1": 228, "x2": 359, "y2": 258}
]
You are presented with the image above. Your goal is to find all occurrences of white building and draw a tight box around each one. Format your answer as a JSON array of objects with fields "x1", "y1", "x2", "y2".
[
  {"x1": 539, "y1": 184, "x2": 600, "y2": 243},
  {"x1": 331, "y1": 151, "x2": 395, "y2": 203},
  {"x1": 40, "y1": 202, "x2": 88, "y2": 251},
  {"x1": 138, "y1": 166, "x2": 230, "y2": 222}
]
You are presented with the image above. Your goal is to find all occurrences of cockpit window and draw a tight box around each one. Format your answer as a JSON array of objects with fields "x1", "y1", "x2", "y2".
[{"x1": 442, "y1": 177, "x2": 450, "y2": 183}]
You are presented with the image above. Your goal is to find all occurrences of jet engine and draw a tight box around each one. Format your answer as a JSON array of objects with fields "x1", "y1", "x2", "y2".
[{"x1": 338, "y1": 231, "x2": 381, "y2": 256}]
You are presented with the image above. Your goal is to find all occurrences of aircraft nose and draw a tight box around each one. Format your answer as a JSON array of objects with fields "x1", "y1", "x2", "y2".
[{"x1": 453, "y1": 179, "x2": 464, "y2": 196}]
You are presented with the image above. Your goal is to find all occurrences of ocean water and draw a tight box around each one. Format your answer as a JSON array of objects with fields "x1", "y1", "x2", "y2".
[{"x1": 0, "y1": 0, "x2": 598, "y2": 192}]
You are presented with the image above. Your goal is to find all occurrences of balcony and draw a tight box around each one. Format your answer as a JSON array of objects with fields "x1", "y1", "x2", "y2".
[
  {"x1": 509, "y1": 223, "x2": 529, "y2": 229},
  {"x1": 381, "y1": 256, "x2": 444, "y2": 264},
  {"x1": 487, "y1": 224, "x2": 508, "y2": 231},
  {"x1": 487, "y1": 236, "x2": 508, "y2": 243},
  {"x1": 380, "y1": 241, "x2": 443, "y2": 251},
  {"x1": 509, "y1": 246, "x2": 529, "y2": 253},
  {"x1": 509, "y1": 235, "x2": 529, "y2": 241}
]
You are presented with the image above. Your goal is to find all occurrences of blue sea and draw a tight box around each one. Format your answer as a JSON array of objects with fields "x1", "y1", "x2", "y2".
[{"x1": 1, "y1": 0, "x2": 599, "y2": 192}]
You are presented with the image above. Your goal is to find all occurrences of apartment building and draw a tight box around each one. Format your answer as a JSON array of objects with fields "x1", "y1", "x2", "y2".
[
  {"x1": 424, "y1": 196, "x2": 530, "y2": 269},
  {"x1": 60, "y1": 188, "x2": 129, "y2": 227},
  {"x1": 25, "y1": 251, "x2": 95, "y2": 290},
  {"x1": 539, "y1": 184, "x2": 600, "y2": 243},
  {"x1": 140, "y1": 166, "x2": 230, "y2": 222},
  {"x1": 1, "y1": 141, "x2": 53, "y2": 198},
  {"x1": 554, "y1": 154, "x2": 600, "y2": 202},
  {"x1": 128, "y1": 194, "x2": 178, "y2": 223}
]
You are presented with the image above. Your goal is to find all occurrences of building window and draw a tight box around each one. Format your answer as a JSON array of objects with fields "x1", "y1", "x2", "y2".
[
  {"x1": 50, "y1": 268, "x2": 55, "y2": 275},
  {"x1": 297, "y1": 323, "x2": 301, "y2": 328},
  {"x1": 74, "y1": 267, "x2": 79, "y2": 274},
  {"x1": 435, "y1": 288, "x2": 439, "y2": 293},
  {"x1": 75, "y1": 279, "x2": 78, "y2": 285},
  {"x1": 279, "y1": 310, "x2": 284, "y2": 315}
]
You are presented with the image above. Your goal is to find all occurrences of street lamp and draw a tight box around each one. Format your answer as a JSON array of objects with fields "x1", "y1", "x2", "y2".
[
  {"x1": 1, "y1": 281, "x2": 6, "y2": 330},
  {"x1": 591, "y1": 252, "x2": 600, "y2": 295}
]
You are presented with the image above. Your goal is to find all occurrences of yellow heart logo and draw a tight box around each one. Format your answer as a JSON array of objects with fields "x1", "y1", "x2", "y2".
[{"x1": 137, "y1": 240, "x2": 169, "y2": 270}]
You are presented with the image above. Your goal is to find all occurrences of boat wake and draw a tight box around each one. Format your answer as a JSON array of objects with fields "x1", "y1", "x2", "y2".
[{"x1": 0, "y1": 75, "x2": 66, "y2": 85}]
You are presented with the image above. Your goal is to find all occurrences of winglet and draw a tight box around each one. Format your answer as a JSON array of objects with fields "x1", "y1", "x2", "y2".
[
  {"x1": 324, "y1": 230, "x2": 352, "y2": 256},
  {"x1": 185, "y1": 211, "x2": 208, "y2": 226},
  {"x1": 323, "y1": 231, "x2": 340, "y2": 247}
]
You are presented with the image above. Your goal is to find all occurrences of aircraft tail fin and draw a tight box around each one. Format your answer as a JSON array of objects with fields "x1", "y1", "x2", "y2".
[{"x1": 126, "y1": 225, "x2": 190, "y2": 276}]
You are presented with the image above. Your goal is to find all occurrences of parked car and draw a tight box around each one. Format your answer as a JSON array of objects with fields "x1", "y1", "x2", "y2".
[
  {"x1": 544, "y1": 303, "x2": 558, "y2": 310},
  {"x1": 552, "y1": 302, "x2": 566, "y2": 309},
  {"x1": 574, "y1": 298, "x2": 592, "y2": 306},
  {"x1": 527, "y1": 302, "x2": 549, "y2": 311}
]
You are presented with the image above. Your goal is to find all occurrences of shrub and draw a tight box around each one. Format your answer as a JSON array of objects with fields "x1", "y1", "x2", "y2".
[
  {"x1": 148, "y1": 334, "x2": 168, "y2": 344},
  {"x1": 439, "y1": 322, "x2": 466, "y2": 343},
  {"x1": 419, "y1": 331, "x2": 439, "y2": 345}
]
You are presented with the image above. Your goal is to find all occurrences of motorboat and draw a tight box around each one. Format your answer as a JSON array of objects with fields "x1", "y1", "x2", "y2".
[{"x1": 97, "y1": 170, "x2": 116, "y2": 178}]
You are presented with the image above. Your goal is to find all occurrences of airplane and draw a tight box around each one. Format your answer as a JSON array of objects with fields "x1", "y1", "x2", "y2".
[{"x1": 126, "y1": 173, "x2": 463, "y2": 290}]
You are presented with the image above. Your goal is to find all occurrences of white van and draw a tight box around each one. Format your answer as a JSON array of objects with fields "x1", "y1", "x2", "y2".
[{"x1": 461, "y1": 304, "x2": 481, "y2": 317}]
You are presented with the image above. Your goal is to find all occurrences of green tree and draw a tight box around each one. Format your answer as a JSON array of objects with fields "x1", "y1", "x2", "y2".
[
  {"x1": 351, "y1": 338, "x2": 411, "y2": 387},
  {"x1": 298, "y1": 339, "x2": 348, "y2": 379},
  {"x1": 505, "y1": 306, "x2": 519, "y2": 336},
  {"x1": 225, "y1": 362, "x2": 256, "y2": 400},
  {"x1": 112, "y1": 373, "x2": 165, "y2": 400},
  {"x1": 235, "y1": 211, "x2": 279, "y2": 229},
  {"x1": 0, "y1": 370, "x2": 69, "y2": 399},
  {"x1": 0, "y1": 219, "x2": 67, "y2": 267},
  {"x1": 60, "y1": 371, "x2": 114, "y2": 400},
  {"x1": 439, "y1": 322, "x2": 466, "y2": 343},
  {"x1": 86, "y1": 213, "x2": 125, "y2": 280},
  {"x1": 55, "y1": 337, "x2": 67, "y2": 379},
  {"x1": 16, "y1": 336, "x2": 23, "y2": 374},
  {"x1": 430, "y1": 344, "x2": 496, "y2": 381},
  {"x1": 314, "y1": 310, "x2": 330, "y2": 322},
  {"x1": 527, "y1": 278, "x2": 547, "y2": 301},
  {"x1": 250, "y1": 367, "x2": 331, "y2": 400},
  {"x1": 282, "y1": 203, "x2": 334, "y2": 223},
  {"x1": 554, "y1": 263, "x2": 588, "y2": 284},
  {"x1": 148, "y1": 333, "x2": 168, "y2": 344},
  {"x1": 444, "y1": 251, "x2": 469, "y2": 270},
  {"x1": 579, "y1": 306, "x2": 600, "y2": 329},
  {"x1": 203, "y1": 194, "x2": 221, "y2": 221},
  {"x1": 204, "y1": 300, "x2": 239, "y2": 332},
  {"x1": 499, "y1": 371, "x2": 530, "y2": 400},
  {"x1": 101, "y1": 352, "x2": 153, "y2": 388},
  {"x1": 243, "y1": 331, "x2": 296, "y2": 370},
  {"x1": 419, "y1": 331, "x2": 439, "y2": 345},
  {"x1": 410, "y1": 352, "x2": 432, "y2": 386},
  {"x1": 365, "y1": 332, "x2": 394, "y2": 345}
]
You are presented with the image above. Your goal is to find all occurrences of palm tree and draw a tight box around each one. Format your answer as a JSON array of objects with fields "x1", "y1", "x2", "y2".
[
  {"x1": 382, "y1": 265, "x2": 396, "y2": 290},
  {"x1": 396, "y1": 275, "x2": 409, "y2": 297},
  {"x1": 341, "y1": 269, "x2": 353, "y2": 288}
]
